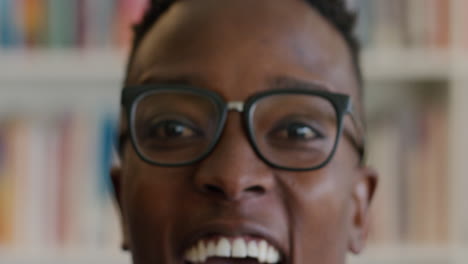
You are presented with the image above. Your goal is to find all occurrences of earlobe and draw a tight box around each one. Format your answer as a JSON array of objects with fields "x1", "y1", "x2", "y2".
[
  {"x1": 110, "y1": 166, "x2": 130, "y2": 251},
  {"x1": 348, "y1": 167, "x2": 378, "y2": 254}
]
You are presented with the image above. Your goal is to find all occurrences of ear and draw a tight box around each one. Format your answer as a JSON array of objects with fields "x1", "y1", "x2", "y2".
[
  {"x1": 110, "y1": 165, "x2": 130, "y2": 251},
  {"x1": 348, "y1": 166, "x2": 378, "y2": 254}
]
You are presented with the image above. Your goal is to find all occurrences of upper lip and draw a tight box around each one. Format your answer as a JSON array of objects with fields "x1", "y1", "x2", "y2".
[{"x1": 180, "y1": 220, "x2": 287, "y2": 261}]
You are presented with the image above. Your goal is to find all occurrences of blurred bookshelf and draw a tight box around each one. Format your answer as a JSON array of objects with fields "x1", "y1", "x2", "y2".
[
  {"x1": 0, "y1": 0, "x2": 143, "y2": 263},
  {"x1": 0, "y1": 0, "x2": 468, "y2": 264},
  {"x1": 351, "y1": 0, "x2": 468, "y2": 264}
]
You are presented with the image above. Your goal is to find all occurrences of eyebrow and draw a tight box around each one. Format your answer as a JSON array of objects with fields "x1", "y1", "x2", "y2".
[
  {"x1": 138, "y1": 75, "x2": 195, "y2": 86},
  {"x1": 133, "y1": 69, "x2": 214, "y2": 87},
  {"x1": 268, "y1": 76, "x2": 334, "y2": 92}
]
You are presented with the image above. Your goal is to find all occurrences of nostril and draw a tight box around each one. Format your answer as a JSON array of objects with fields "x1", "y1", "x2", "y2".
[
  {"x1": 202, "y1": 184, "x2": 266, "y2": 199},
  {"x1": 246, "y1": 185, "x2": 265, "y2": 195},
  {"x1": 203, "y1": 184, "x2": 225, "y2": 196}
]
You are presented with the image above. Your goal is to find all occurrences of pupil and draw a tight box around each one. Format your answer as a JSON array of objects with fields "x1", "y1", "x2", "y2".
[
  {"x1": 289, "y1": 124, "x2": 311, "y2": 138},
  {"x1": 164, "y1": 122, "x2": 185, "y2": 137}
]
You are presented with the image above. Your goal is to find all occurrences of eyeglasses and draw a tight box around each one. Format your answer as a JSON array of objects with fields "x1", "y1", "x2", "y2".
[{"x1": 120, "y1": 84, "x2": 364, "y2": 171}]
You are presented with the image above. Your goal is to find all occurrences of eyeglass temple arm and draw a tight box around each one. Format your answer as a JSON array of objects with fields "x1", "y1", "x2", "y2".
[{"x1": 347, "y1": 104, "x2": 366, "y2": 165}]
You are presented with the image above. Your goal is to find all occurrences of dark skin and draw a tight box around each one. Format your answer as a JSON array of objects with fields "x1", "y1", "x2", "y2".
[{"x1": 112, "y1": 0, "x2": 378, "y2": 263}]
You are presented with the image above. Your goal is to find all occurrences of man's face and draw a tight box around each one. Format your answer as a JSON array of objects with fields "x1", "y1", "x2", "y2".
[{"x1": 113, "y1": 0, "x2": 377, "y2": 263}]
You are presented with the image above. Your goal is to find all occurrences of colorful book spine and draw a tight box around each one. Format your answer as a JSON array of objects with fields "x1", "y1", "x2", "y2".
[
  {"x1": 0, "y1": 121, "x2": 12, "y2": 245},
  {"x1": 0, "y1": 0, "x2": 22, "y2": 47},
  {"x1": 46, "y1": 0, "x2": 78, "y2": 47},
  {"x1": 22, "y1": 0, "x2": 47, "y2": 47},
  {"x1": 82, "y1": 0, "x2": 115, "y2": 47}
]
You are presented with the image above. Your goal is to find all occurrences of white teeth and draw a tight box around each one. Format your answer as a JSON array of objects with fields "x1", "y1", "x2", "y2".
[
  {"x1": 206, "y1": 241, "x2": 217, "y2": 256},
  {"x1": 267, "y1": 246, "x2": 280, "y2": 263},
  {"x1": 247, "y1": 240, "x2": 259, "y2": 258},
  {"x1": 232, "y1": 238, "x2": 248, "y2": 258},
  {"x1": 258, "y1": 240, "x2": 268, "y2": 263},
  {"x1": 267, "y1": 246, "x2": 274, "y2": 263},
  {"x1": 216, "y1": 238, "x2": 231, "y2": 257},
  {"x1": 272, "y1": 248, "x2": 280, "y2": 263},
  {"x1": 197, "y1": 240, "x2": 206, "y2": 262},
  {"x1": 183, "y1": 237, "x2": 281, "y2": 263},
  {"x1": 187, "y1": 247, "x2": 197, "y2": 263},
  {"x1": 206, "y1": 241, "x2": 216, "y2": 256}
]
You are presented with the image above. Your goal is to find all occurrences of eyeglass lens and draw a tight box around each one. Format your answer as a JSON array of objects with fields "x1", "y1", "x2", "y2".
[
  {"x1": 250, "y1": 94, "x2": 337, "y2": 169},
  {"x1": 133, "y1": 90, "x2": 221, "y2": 164}
]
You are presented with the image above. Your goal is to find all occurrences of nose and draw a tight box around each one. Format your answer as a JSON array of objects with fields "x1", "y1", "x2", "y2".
[{"x1": 193, "y1": 114, "x2": 274, "y2": 201}]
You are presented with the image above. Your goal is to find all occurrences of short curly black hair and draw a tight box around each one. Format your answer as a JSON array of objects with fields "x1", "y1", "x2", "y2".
[{"x1": 126, "y1": 0, "x2": 362, "y2": 86}]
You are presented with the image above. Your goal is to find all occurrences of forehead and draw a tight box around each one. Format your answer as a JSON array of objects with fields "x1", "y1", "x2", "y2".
[{"x1": 129, "y1": 0, "x2": 358, "y2": 100}]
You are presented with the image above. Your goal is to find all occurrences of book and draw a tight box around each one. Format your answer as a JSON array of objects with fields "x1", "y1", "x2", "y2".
[
  {"x1": 82, "y1": 0, "x2": 116, "y2": 47},
  {"x1": 0, "y1": 120, "x2": 13, "y2": 245},
  {"x1": 22, "y1": 0, "x2": 47, "y2": 47},
  {"x1": 46, "y1": 0, "x2": 78, "y2": 48},
  {"x1": 367, "y1": 115, "x2": 403, "y2": 243},
  {"x1": 0, "y1": 0, "x2": 22, "y2": 47}
]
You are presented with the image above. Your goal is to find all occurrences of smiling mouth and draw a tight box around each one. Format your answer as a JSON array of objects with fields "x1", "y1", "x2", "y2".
[{"x1": 184, "y1": 236, "x2": 282, "y2": 264}]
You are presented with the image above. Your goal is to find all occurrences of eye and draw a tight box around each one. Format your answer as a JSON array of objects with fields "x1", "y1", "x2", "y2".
[
  {"x1": 271, "y1": 122, "x2": 324, "y2": 140},
  {"x1": 146, "y1": 120, "x2": 199, "y2": 139}
]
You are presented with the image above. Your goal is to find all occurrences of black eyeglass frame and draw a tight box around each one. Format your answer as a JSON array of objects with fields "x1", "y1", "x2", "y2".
[{"x1": 120, "y1": 84, "x2": 365, "y2": 171}]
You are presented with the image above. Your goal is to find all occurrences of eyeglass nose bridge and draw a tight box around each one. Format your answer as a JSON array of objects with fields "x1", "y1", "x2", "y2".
[{"x1": 227, "y1": 101, "x2": 245, "y2": 112}]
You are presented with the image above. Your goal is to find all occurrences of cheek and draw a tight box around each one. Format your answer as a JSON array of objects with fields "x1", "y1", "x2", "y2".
[
  {"x1": 281, "y1": 165, "x2": 353, "y2": 261},
  {"x1": 121, "y1": 152, "x2": 195, "y2": 257},
  {"x1": 291, "y1": 173, "x2": 350, "y2": 231}
]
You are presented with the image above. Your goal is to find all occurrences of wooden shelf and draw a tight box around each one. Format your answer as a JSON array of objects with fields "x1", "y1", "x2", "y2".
[
  {"x1": 362, "y1": 48, "x2": 452, "y2": 82},
  {"x1": 0, "y1": 49, "x2": 126, "y2": 83},
  {"x1": 0, "y1": 49, "x2": 125, "y2": 113}
]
